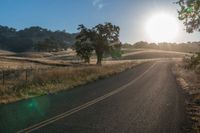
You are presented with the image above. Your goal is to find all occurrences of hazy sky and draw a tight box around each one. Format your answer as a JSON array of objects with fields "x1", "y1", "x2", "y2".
[{"x1": 0, "y1": 0, "x2": 200, "y2": 43}]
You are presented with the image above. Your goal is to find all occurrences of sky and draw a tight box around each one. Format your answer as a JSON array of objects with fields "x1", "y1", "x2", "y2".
[{"x1": 0, "y1": 0, "x2": 200, "y2": 43}]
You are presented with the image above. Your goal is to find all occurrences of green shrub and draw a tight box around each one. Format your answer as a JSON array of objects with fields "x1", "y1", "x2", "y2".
[
  {"x1": 110, "y1": 49, "x2": 122, "y2": 59},
  {"x1": 184, "y1": 52, "x2": 200, "y2": 73}
]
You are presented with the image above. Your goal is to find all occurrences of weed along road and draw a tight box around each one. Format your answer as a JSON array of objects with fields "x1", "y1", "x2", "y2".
[{"x1": 0, "y1": 61, "x2": 186, "y2": 133}]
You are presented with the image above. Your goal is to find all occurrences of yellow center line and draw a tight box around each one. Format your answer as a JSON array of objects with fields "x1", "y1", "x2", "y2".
[{"x1": 17, "y1": 62, "x2": 156, "y2": 133}]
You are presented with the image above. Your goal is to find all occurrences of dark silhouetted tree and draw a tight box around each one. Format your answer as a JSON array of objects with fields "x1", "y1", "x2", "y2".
[
  {"x1": 75, "y1": 23, "x2": 120, "y2": 65},
  {"x1": 75, "y1": 25, "x2": 94, "y2": 63},
  {"x1": 92, "y1": 22, "x2": 120, "y2": 65}
]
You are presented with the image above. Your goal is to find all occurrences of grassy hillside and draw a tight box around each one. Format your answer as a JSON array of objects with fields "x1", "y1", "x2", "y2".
[{"x1": 123, "y1": 42, "x2": 200, "y2": 53}]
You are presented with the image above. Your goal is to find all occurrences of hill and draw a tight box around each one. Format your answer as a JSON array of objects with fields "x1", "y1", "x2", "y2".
[
  {"x1": 0, "y1": 25, "x2": 77, "y2": 52},
  {"x1": 123, "y1": 41, "x2": 200, "y2": 53}
]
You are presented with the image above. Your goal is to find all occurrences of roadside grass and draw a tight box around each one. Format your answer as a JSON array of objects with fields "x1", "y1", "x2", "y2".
[
  {"x1": 0, "y1": 60, "x2": 145, "y2": 104},
  {"x1": 173, "y1": 61, "x2": 200, "y2": 132}
]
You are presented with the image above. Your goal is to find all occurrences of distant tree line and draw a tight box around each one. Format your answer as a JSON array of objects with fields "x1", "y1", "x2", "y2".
[
  {"x1": 123, "y1": 41, "x2": 200, "y2": 53},
  {"x1": 0, "y1": 25, "x2": 77, "y2": 52}
]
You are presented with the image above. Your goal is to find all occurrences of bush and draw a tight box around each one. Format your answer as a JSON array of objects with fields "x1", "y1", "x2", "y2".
[
  {"x1": 110, "y1": 49, "x2": 122, "y2": 59},
  {"x1": 183, "y1": 52, "x2": 200, "y2": 73}
]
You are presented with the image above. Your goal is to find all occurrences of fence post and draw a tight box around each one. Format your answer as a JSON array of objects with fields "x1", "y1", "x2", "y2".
[
  {"x1": 2, "y1": 70, "x2": 5, "y2": 85},
  {"x1": 25, "y1": 69, "x2": 28, "y2": 81}
]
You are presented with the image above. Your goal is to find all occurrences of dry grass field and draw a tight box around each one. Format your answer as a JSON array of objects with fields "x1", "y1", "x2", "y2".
[
  {"x1": 0, "y1": 60, "x2": 145, "y2": 104},
  {"x1": 0, "y1": 48, "x2": 188, "y2": 104},
  {"x1": 173, "y1": 61, "x2": 200, "y2": 132},
  {"x1": 122, "y1": 49, "x2": 189, "y2": 60}
]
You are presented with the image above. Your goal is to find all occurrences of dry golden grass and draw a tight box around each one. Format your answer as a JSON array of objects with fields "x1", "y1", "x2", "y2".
[
  {"x1": 0, "y1": 49, "x2": 77, "y2": 68},
  {"x1": 0, "y1": 59, "x2": 50, "y2": 69},
  {"x1": 0, "y1": 56, "x2": 73, "y2": 66},
  {"x1": 173, "y1": 61, "x2": 200, "y2": 132},
  {"x1": 0, "y1": 60, "x2": 145, "y2": 104}
]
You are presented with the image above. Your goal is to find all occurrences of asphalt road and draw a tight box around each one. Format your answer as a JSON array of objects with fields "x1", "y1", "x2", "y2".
[{"x1": 0, "y1": 61, "x2": 187, "y2": 133}]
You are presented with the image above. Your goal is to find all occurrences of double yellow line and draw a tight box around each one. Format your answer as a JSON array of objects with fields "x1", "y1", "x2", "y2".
[{"x1": 17, "y1": 63, "x2": 156, "y2": 133}]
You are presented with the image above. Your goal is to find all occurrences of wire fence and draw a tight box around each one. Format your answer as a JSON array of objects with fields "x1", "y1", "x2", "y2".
[
  {"x1": 0, "y1": 68, "x2": 54, "y2": 86},
  {"x1": 0, "y1": 57, "x2": 84, "y2": 87}
]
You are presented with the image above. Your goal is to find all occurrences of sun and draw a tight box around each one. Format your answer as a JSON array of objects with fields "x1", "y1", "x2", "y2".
[{"x1": 145, "y1": 13, "x2": 180, "y2": 42}]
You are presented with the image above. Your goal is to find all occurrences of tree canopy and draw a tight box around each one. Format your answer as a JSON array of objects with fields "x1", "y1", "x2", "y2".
[
  {"x1": 75, "y1": 23, "x2": 120, "y2": 65},
  {"x1": 74, "y1": 25, "x2": 94, "y2": 63},
  {"x1": 177, "y1": 0, "x2": 200, "y2": 33},
  {"x1": 93, "y1": 23, "x2": 120, "y2": 65}
]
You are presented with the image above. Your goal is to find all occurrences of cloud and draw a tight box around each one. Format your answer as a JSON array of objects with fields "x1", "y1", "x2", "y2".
[
  {"x1": 92, "y1": 0, "x2": 104, "y2": 9},
  {"x1": 92, "y1": 0, "x2": 100, "y2": 6},
  {"x1": 98, "y1": 3, "x2": 104, "y2": 9}
]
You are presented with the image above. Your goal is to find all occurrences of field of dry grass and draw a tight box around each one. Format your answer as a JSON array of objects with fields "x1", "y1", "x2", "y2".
[
  {"x1": 0, "y1": 58, "x2": 50, "y2": 69},
  {"x1": 0, "y1": 48, "x2": 186, "y2": 105},
  {"x1": 122, "y1": 49, "x2": 188, "y2": 60},
  {"x1": 0, "y1": 49, "x2": 79, "y2": 68},
  {"x1": 0, "y1": 48, "x2": 187, "y2": 69},
  {"x1": 0, "y1": 60, "x2": 146, "y2": 104},
  {"x1": 173, "y1": 61, "x2": 200, "y2": 132}
]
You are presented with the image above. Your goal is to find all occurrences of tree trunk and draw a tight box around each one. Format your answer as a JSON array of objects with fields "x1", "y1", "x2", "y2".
[
  {"x1": 85, "y1": 57, "x2": 90, "y2": 64},
  {"x1": 96, "y1": 53, "x2": 102, "y2": 65}
]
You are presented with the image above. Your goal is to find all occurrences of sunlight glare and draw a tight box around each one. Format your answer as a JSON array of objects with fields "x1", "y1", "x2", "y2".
[{"x1": 145, "y1": 13, "x2": 179, "y2": 42}]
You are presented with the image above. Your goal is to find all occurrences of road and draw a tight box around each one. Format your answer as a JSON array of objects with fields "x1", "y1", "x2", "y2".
[{"x1": 0, "y1": 61, "x2": 187, "y2": 133}]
